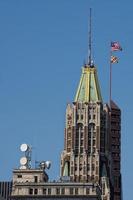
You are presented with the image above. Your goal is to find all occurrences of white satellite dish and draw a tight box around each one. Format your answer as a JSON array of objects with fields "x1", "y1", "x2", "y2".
[
  {"x1": 20, "y1": 157, "x2": 28, "y2": 165},
  {"x1": 45, "y1": 161, "x2": 51, "y2": 169},
  {"x1": 20, "y1": 165, "x2": 27, "y2": 170},
  {"x1": 20, "y1": 144, "x2": 28, "y2": 152},
  {"x1": 40, "y1": 161, "x2": 46, "y2": 169}
]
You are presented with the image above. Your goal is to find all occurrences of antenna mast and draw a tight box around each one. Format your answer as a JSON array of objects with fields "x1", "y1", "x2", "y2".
[{"x1": 88, "y1": 8, "x2": 92, "y2": 66}]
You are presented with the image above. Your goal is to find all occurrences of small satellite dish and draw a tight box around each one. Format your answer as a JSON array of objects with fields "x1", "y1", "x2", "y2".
[
  {"x1": 20, "y1": 157, "x2": 28, "y2": 165},
  {"x1": 20, "y1": 144, "x2": 28, "y2": 152},
  {"x1": 20, "y1": 165, "x2": 27, "y2": 170},
  {"x1": 45, "y1": 161, "x2": 51, "y2": 169},
  {"x1": 39, "y1": 161, "x2": 46, "y2": 169}
]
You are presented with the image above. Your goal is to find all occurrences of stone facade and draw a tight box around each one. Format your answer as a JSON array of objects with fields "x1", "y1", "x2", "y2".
[
  {"x1": 11, "y1": 169, "x2": 101, "y2": 199},
  {"x1": 60, "y1": 102, "x2": 103, "y2": 183}
]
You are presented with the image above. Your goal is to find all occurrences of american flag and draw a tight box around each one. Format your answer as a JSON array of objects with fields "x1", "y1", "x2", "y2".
[{"x1": 111, "y1": 42, "x2": 122, "y2": 51}]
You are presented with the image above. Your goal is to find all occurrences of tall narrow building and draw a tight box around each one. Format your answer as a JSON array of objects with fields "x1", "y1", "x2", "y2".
[
  {"x1": 60, "y1": 62, "x2": 122, "y2": 200},
  {"x1": 60, "y1": 64, "x2": 103, "y2": 183},
  {"x1": 110, "y1": 101, "x2": 122, "y2": 200}
]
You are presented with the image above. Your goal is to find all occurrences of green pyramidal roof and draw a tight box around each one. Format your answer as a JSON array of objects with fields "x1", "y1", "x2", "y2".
[{"x1": 74, "y1": 65, "x2": 102, "y2": 103}]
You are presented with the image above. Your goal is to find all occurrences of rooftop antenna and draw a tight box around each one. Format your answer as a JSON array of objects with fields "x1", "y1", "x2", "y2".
[
  {"x1": 88, "y1": 8, "x2": 93, "y2": 66},
  {"x1": 20, "y1": 143, "x2": 32, "y2": 169}
]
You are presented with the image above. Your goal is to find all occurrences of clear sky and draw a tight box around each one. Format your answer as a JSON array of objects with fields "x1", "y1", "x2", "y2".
[{"x1": 0, "y1": 0, "x2": 132, "y2": 199}]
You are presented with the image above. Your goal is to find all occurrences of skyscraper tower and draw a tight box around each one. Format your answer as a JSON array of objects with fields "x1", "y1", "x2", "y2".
[
  {"x1": 60, "y1": 57, "x2": 121, "y2": 200},
  {"x1": 60, "y1": 63, "x2": 111, "y2": 199},
  {"x1": 60, "y1": 10, "x2": 122, "y2": 200}
]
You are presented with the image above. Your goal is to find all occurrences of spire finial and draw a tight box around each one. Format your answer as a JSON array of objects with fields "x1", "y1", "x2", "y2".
[{"x1": 88, "y1": 8, "x2": 93, "y2": 67}]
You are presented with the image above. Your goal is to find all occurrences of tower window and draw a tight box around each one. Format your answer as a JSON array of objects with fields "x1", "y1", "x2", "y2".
[
  {"x1": 92, "y1": 186, "x2": 95, "y2": 192},
  {"x1": 79, "y1": 164, "x2": 82, "y2": 171},
  {"x1": 96, "y1": 167, "x2": 98, "y2": 174},
  {"x1": 56, "y1": 188, "x2": 60, "y2": 195},
  {"x1": 75, "y1": 188, "x2": 78, "y2": 195},
  {"x1": 81, "y1": 114, "x2": 83, "y2": 120},
  {"x1": 87, "y1": 175, "x2": 90, "y2": 181},
  {"x1": 34, "y1": 189, "x2": 38, "y2": 195},
  {"x1": 80, "y1": 147, "x2": 83, "y2": 154},
  {"x1": 91, "y1": 175, "x2": 95, "y2": 181},
  {"x1": 61, "y1": 188, "x2": 65, "y2": 195},
  {"x1": 86, "y1": 188, "x2": 90, "y2": 194},
  {"x1": 81, "y1": 140, "x2": 83, "y2": 146},
  {"x1": 81, "y1": 132, "x2": 84, "y2": 138},
  {"x1": 75, "y1": 164, "x2": 77, "y2": 171},
  {"x1": 17, "y1": 175, "x2": 22, "y2": 178},
  {"x1": 48, "y1": 188, "x2": 51, "y2": 195},
  {"x1": 70, "y1": 188, "x2": 73, "y2": 195},
  {"x1": 43, "y1": 188, "x2": 47, "y2": 195},
  {"x1": 87, "y1": 164, "x2": 90, "y2": 171},
  {"x1": 83, "y1": 166, "x2": 86, "y2": 174},
  {"x1": 92, "y1": 164, "x2": 95, "y2": 171},
  {"x1": 34, "y1": 176, "x2": 38, "y2": 183},
  {"x1": 29, "y1": 188, "x2": 33, "y2": 195},
  {"x1": 93, "y1": 132, "x2": 96, "y2": 138}
]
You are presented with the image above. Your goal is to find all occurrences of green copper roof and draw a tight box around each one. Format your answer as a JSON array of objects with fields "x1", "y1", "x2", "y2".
[
  {"x1": 74, "y1": 65, "x2": 102, "y2": 103},
  {"x1": 63, "y1": 161, "x2": 70, "y2": 176}
]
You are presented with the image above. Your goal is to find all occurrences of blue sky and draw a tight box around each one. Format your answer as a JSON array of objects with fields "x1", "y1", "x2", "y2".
[{"x1": 0, "y1": 1, "x2": 132, "y2": 199}]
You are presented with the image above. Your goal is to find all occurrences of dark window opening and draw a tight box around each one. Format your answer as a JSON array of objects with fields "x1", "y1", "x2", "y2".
[
  {"x1": 61, "y1": 188, "x2": 65, "y2": 195},
  {"x1": 34, "y1": 188, "x2": 38, "y2": 195},
  {"x1": 80, "y1": 147, "x2": 83, "y2": 154},
  {"x1": 18, "y1": 175, "x2": 22, "y2": 178},
  {"x1": 75, "y1": 188, "x2": 78, "y2": 195},
  {"x1": 87, "y1": 164, "x2": 90, "y2": 171},
  {"x1": 70, "y1": 188, "x2": 73, "y2": 195},
  {"x1": 81, "y1": 133, "x2": 84, "y2": 139},
  {"x1": 29, "y1": 188, "x2": 33, "y2": 195},
  {"x1": 48, "y1": 188, "x2": 51, "y2": 195},
  {"x1": 92, "y1": 164, "x2": 95, "y2": 171},
  {"x1": 86, "y1": 188, "x2": 90, "y2": 194},
  {"x1": 43, "y1": 188, "x2": 47, "y2": 195},
  {"x1": 34, "y1": 176, "x2": 38, "y2": 183},
  {"x1": 56, "y1": 188, "x2": 60, "y2": 195},
  {"x1": 81, "y1": 115, "x2": 83, "y2": 120}
]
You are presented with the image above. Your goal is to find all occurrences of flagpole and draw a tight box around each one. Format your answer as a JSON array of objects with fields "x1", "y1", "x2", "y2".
[
  {"x1": 109, "y1": 41, "x2": 122, "y2": 107},
  {"x1": 109, "y1": 44, "x2": 112, "y2": 107}
]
